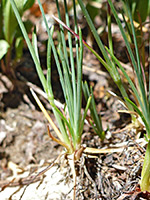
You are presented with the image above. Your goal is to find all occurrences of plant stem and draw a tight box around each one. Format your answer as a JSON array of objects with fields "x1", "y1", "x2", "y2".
[{"x1": 141, "y1": 140, "x2": 150, "y2": 192}]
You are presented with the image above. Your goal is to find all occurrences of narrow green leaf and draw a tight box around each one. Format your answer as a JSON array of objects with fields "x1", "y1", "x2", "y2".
[
  {"x1": 57, "y1": 43, "x2": 74, "y2": 126},
  {"x1": 75, "y1": 28, "x2": 83, "y2": 138},
  {"x1": 23, "y1": 0, "x2": 35, "y2": 11},
  {"x1": 83, "y1": 81, "x2": 104, "y2": 140},
  {"x1": 15, "y1": 36, "x2": 23, "y2": 59},
  {"x1": 32, "y1": 27, "x2": 40, "y2": 65},
  {"x1": 55, "y1": 0, "x2": 70, "y2": 69},
  {"x1": 125, "y1": 2, "x2": 149, "y2": 118},
  {"x1": 77, "y1": 0, "x2": 112, "y2": 66},
  {"x1": 105, "y1": 47, "x2": 143, "y2": 112},
  {"x1": 10, "y1": 0, "x2": 47, "y2": 93},
  {"x1": 46, "y1": 27, "x2": 54, "y2": 98},
  {"x1": 63, "y1": 0, "x2": 77, "y2": 123},
  {"x1": 79, "y1": 95, "x2": 92, "y2": 143}
]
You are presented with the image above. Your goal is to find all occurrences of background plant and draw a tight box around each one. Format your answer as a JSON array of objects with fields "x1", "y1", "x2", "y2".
[
  {"x1": 0, "y1": 0, "x2": 34, "y2": 74},
  {"x1": 122, "y1": 0, "x2": 150, "y2": 23}
]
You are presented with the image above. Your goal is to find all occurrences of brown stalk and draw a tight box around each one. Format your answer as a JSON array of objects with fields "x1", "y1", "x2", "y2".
[{"x1": 47, "y1": 125, "x2": 70, "y2": 152}]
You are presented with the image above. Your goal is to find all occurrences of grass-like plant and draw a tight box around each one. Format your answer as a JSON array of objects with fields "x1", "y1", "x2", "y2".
[
  {"x1": 82, "y1": 81, "x2": 105, "y2": 140},
  {"x1": 53, "y1": 0, "x2": 150, "y2": 193},
  {"x1": 9, "y1": 0, "x2": 106, "y2": 198},
  {"x1": 76, "y1": 0, "x2": 150, "y2": 192},
  {"x1": 122, "y1": 0, "x2": 150, "y2": 70},
  {"x1": 10, "y1": 0, "x2": 91, "y2": 153}
]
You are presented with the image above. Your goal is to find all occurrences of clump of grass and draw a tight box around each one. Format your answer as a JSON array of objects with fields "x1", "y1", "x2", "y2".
[
  {"x1": 10, "y1": 0, "x2": 105, "y2": 154},
  {"x1": 77, "y1": 0, "x2": 150, "y2": 192},
  {"x1": 10, "y1": 0, "x2": 105, "y2": 198}
]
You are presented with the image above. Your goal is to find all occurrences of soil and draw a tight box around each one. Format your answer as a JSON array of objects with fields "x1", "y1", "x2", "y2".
[{"x1": 0, "y1": 1, "x2": 150, "y2": 200}]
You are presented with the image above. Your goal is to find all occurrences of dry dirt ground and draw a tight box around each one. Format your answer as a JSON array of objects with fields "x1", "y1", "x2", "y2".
[{"x1": 0, "y1": 0, "x2": 150, "y2": 199}]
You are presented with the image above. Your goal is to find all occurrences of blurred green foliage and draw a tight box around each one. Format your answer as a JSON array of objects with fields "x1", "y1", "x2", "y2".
[
  {"x1": 0, "y1": 0, "x2": 34, "y2": 71},
  {"x1": 86, "y1": 0, "x2": 101, "y2": 21},
  {"x1": 122, "y1": 0, "x2": 150, "y2": 22}
]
